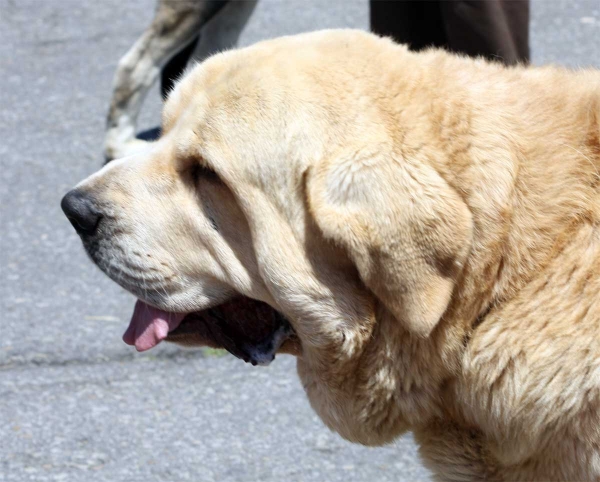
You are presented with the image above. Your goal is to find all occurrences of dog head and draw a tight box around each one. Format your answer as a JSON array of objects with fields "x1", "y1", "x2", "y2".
[{"x1": 63, "y1": 30, "x2": 473, "y2": 442}]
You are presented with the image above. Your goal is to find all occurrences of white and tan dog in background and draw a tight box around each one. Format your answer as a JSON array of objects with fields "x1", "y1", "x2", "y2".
[
  {"x1": 64, "y1": 30, "x2": 599, "y2": 480},
  {"x1": 105, "y1": 0, "x2": 256, "y2": 161}
]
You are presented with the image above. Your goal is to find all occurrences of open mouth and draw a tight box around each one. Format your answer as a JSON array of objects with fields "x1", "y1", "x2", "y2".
[{"x1": 123, "y1": 297, "x2": 297, "y2": 365}]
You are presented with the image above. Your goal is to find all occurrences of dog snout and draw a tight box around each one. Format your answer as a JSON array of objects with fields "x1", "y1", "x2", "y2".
[{"x1": 61, "y1": 189, "x2": 103, "y2": 235}]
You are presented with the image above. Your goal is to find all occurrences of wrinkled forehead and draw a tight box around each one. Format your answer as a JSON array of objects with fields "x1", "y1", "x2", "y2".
[
  {"x1": 157, "y1": 33, "x2": 389, "y2": 193},
  {"x1": 161, "y1": 29, "x2": 386, "y2": 152},
  {"x1": 160, "y1": 54, "x2": 317, "y2": 179},
  {"x1": 160, "y1": 55, "x2": 242, "y2": 154},
  {"x1": 161, "y1": 48, "x2": 263, "y2": 136}
]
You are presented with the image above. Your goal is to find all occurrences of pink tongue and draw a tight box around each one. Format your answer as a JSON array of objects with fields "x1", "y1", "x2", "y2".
[{"x1": 123, "y1": 300, "x2": 185, "y2": 352}]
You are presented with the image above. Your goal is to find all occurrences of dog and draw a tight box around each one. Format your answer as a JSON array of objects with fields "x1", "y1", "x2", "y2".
[
  {"x1": 104, "y1": 0, "x2": 257, "y2": 162},
  {"x1": 63, "y1": 30, "x2": 600, "y2": 480}
]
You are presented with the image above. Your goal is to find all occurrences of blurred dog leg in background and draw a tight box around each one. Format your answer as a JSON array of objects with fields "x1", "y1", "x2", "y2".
[{"x1": 104, "y1": 0, "x2": 257, "y2": 161}]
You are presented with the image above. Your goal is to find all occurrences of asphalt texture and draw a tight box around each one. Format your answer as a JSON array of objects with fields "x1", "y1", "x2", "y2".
[{"x1": 1, "y1": 1, "x2": 598, "y2": 481}]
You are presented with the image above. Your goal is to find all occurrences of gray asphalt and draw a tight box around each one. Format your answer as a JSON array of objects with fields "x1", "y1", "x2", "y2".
[{"x1": 1, "y1": 1, "x2": 598, "y2": 481}]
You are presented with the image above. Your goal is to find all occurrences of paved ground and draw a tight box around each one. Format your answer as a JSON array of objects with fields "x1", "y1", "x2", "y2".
[{"x1": 1, "y1": 1, "x2": 598, "y2": 481}]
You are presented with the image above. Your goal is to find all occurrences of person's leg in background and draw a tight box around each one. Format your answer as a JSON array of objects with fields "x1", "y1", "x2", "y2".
[
  {"x1": 440, "y1": 0, "x2": 529, "y2": 64},
  {"x1": 369, "y1": 1, "x2": 449, "y2": 51},
  {"x1": 370, "y1": 0, "x2": 530, "y2": 65}
]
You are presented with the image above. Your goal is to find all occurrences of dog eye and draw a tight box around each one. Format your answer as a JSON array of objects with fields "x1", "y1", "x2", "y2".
[{"x1": 191, "y1": 163, "x2": 220, "y2": 183}]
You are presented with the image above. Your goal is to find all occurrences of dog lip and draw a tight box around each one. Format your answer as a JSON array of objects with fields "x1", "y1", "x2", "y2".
[{"x1": 164, "y1": 297, "x2": 296, "y2": 365}]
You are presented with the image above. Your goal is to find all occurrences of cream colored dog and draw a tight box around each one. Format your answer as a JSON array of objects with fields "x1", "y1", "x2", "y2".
[{"x1": 62, "y1": 30, "x2": 600, "y2": 480}]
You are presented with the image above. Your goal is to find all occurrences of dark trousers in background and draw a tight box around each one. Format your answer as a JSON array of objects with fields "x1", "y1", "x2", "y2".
[{"x1": 370, "y1": 0, "x2": 529, "y2": 64}]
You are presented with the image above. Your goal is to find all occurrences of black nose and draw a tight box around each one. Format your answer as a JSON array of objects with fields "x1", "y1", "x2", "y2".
[{"x1": 61, "y1": 189, "x2": 102, "y2": 235}]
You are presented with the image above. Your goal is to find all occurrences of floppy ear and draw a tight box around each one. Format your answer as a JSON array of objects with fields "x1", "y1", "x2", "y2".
[{"x1": 307, "y1": 150, "x2": 473, "y2": 337}]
